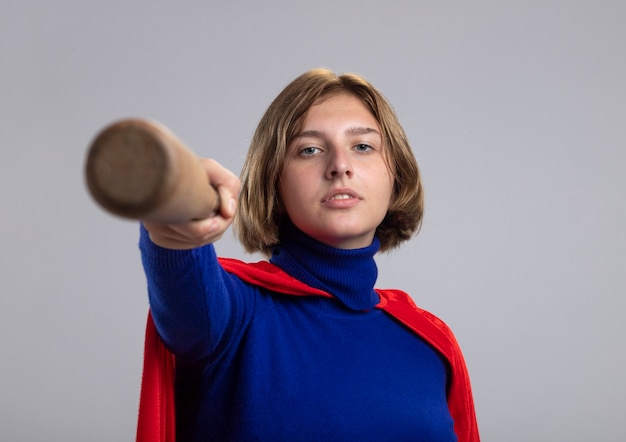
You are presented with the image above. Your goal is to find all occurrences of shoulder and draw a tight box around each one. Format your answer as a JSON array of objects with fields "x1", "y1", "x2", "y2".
[
  {"x1": 376, "y1": 289, "x2": 451, "y2": 331},
  {"x1": 218, "y1": 257, "x2": 281, "y2": 276},
  {"x1": 375, "y1": 289, "x2": 462, "y2": 362},
  {"x1": 218, "y1": 258, "x2": 331, "y2": 298}
]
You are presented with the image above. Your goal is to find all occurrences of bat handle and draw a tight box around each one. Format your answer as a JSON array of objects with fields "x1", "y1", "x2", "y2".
[{"x1": 85, "y1": 118, "x2": 220, "y2": 223}]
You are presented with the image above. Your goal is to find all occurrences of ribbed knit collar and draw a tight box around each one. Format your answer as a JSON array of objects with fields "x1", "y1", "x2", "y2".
[{"x1": 269, "y1": 221, "x2": 380, "y2": 312}]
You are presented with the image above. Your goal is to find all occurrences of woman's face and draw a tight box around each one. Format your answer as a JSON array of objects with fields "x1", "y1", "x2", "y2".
[{"x1": 278, "y1": 93, "x2": 394, "y2": 249}]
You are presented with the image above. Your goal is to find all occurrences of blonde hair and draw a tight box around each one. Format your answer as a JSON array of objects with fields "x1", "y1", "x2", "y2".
[{"x1": 235, "y1": 68, "x2": 424, "y2": 255}]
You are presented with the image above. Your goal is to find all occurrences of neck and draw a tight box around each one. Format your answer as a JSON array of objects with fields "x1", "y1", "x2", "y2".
[{"x1": 269, "y1": 221, "x2": 380, "y2": 311}]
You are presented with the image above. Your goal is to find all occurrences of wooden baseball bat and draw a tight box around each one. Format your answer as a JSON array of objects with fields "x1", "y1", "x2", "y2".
[{"x1": 85, "y1": 118, "x2": 220, "y2": 223}]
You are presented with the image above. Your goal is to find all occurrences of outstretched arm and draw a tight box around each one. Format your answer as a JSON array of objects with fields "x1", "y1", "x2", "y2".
[{"x1": 140, "y1": 158, "x2": 252, "y2": 362}]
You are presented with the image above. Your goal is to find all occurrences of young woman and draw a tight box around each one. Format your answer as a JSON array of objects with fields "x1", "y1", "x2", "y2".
[{"x1": 138, "y1": 69, "x2": 479, "y2": 441}]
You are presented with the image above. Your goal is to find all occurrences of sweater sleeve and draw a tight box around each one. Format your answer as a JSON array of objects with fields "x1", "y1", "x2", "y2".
[{"x1": 138, "y1": 225, "x2": 256, "y2": 363}]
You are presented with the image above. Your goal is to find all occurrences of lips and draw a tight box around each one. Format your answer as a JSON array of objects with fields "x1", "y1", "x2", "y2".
[
  {"x1": 321, "y1": 188, "x2": 360, "y2": 203},
  {"x1": 329, "y1": 194, "x2": 352, "y2": 200}
]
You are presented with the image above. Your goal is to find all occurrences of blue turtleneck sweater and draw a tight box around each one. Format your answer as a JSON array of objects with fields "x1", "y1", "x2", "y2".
[{"x1": 140, "y1": 223, "x2": 456, "y2": 441}]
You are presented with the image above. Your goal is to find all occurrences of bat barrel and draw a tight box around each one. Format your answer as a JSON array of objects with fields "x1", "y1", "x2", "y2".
[{"x1": 85, "y1": 119, "x2": 219, "y2": 223}]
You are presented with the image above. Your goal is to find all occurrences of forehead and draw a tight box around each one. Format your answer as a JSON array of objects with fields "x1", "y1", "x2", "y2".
[
  {"x1": 287, "y1": 93, "x2": 384, "y2": 150},
  {"x1": 302, "y1": 92, "x2": 378, "y2": 125}
]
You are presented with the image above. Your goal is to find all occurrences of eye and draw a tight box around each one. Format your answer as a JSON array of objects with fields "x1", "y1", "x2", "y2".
[
  {"x1": 299, "y1": 146, "x2": 321, "y2": 157},
  {"x1": 354, "y1": 143, "x2": 373, "y2": 152}
]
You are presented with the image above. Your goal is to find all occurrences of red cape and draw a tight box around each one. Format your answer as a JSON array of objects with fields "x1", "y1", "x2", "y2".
[{"x1": 136, "y1": 258, "x2": 479, "y2": 441}]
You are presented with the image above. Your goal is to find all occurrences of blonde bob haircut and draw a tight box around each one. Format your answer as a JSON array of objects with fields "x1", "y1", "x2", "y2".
[{"x1": 235, "y1": 68, "x2": 424, "y2": 256}]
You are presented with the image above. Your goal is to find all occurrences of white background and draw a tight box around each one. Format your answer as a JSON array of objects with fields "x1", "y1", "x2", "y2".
[{"x1": 1, "y1": 1, "x2": 624, "y2": 440}]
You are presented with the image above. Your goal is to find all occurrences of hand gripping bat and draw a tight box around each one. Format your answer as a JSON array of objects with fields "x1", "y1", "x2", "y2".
[{"x1": 85, "y1": 118, "x2": 220, "y2": 223}]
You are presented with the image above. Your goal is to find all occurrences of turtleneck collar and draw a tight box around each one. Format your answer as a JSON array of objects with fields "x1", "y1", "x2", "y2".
[{"x1": 269, "y1": 221, "x2": 380, "y2": 312}]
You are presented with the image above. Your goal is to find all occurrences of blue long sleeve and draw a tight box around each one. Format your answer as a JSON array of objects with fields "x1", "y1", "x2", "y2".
[
  {"x1": 139, "y1": 223, "x2": 456, "y2": 441},
  {"x1": 139, "y1": 225, "x2": 256, "y2": 363}
]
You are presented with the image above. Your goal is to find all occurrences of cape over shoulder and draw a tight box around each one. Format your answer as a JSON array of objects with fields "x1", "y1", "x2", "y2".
[{"x1": 136, "y1": 258, "x2": 480, "y2": 442}]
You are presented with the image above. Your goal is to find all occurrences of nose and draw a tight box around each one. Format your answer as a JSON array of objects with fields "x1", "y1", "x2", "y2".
[{"x1": 326, "y1": 148, "x2": 353, "y2": 179}]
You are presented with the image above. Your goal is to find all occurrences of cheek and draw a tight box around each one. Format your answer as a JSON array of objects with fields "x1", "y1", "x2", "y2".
[
  {"x1": 376, "y1": 166, "x2": 394, "y2": 192},
  {"x1": 277, "y1": 170, "x2": 301, "y2": 212},
  {"x1": 378, "y1": 171, "x2": 396, "y2": 210},
  {"x1": 281, "y1": 165, "x2": 311, "y2": 194},
  {"x1": 383, "y1": 162, "x2": 395, "y2": 196}
]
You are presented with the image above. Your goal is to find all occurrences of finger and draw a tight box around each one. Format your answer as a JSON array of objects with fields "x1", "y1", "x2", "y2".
[
  {"x1": 200, "y1": 159, "x2": 241, "y2": 219},
  {"x1": 216, "y1": 186, "x2": 238, "y2": 219}
]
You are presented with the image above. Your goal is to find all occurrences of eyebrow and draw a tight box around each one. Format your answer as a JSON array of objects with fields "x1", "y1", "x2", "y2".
[{"x1": 293, "y1": 127, "x2": 381, "y2": 139}]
